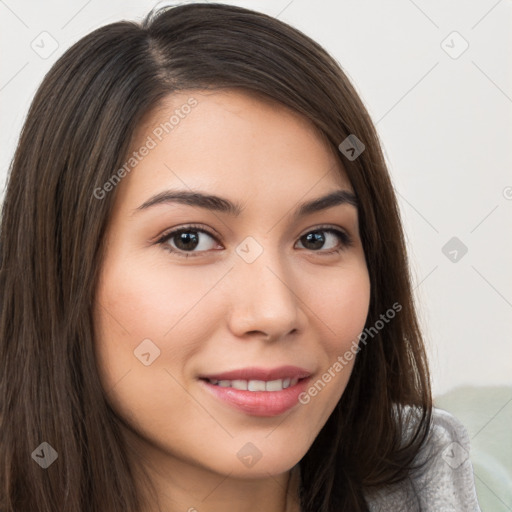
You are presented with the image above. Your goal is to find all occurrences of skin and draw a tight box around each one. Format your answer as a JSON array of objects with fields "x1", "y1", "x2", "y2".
[{"x1": 93, "y1": 89, "x2": 371, "y2": 512}]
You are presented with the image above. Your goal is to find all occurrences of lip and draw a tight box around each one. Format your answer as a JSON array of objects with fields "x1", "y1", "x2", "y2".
[
  {"x1": 198, "y1": 365, "x2": 312, "y2": 381},
  {"x1": 198, "y1": 367, "x2": 313, "y2": 417}
]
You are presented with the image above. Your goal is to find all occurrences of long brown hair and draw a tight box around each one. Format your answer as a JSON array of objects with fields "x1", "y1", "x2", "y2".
[{"x1": 0, "y1": 3, "x2": 432, "y2": 511}]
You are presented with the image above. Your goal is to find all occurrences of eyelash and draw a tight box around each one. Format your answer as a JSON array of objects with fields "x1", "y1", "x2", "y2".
[{"x1": 156, "y1": 223, "x2": 354, "y2": 259}]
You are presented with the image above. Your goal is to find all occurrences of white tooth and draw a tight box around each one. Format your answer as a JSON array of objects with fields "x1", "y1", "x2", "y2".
[
  {"x1": 209, "y1": 379, "x2": 219, "y2": 385},
  {"x1": 231, "y1": 379, "x2": 248, "y2": 390},
  {"x1": 218, "y1": 380, "x2": 231, "y2": 387},
  {"x1": 266, "y1": 379, "x2": 283, "y2": 391},
  {"x1": 290, "y1": 377, "x2": 299, "y2": 387},
  {"x1": 282, "y1": 378, "x2": 291, "y2": 389},
  {"x1": 247, "y1": 380, "x2": 266, "y2": 391}
]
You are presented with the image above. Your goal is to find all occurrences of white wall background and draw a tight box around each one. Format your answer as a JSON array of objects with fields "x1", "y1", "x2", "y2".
[{"x1": 1, "y1": 0, "x2": 511, "y2": 398}]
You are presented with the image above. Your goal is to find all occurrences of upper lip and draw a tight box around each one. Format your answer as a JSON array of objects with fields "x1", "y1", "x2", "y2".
[{"x1": 199, "y1": 365, "x2": 312, "y2": 382}]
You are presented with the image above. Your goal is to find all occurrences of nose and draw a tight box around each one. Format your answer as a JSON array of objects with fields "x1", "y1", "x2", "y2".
[{"x1": 225, "y1": 245, "x2": 306, "y2": 341}]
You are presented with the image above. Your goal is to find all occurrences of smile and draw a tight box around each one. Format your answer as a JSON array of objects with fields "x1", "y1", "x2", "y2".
[
  {"x1": 205, "y1": 377, "x2": 300, "y2": 391},
  {"x1": 198, "y1": 365, "x2": 313, "y2": 416}
]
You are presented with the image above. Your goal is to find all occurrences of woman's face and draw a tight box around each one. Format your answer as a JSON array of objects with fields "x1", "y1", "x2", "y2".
[{"x1": 93, "y1": 89, "x2": 370, "y2": 481}]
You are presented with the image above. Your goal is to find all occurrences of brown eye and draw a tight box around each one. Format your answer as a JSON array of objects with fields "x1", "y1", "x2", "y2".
[
  {"x1": 157, "y1": 225, "x2": 219, "y2": 258},
  {"x1": 296, "y1": 227, "x2": 353, "y2": 254}
]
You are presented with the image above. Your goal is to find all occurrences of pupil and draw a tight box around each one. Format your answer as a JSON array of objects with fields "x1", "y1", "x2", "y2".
[
  {"x1": 305, "y1": 231, "x2": 324, "y2": 250},
  {"x1": 176, "y1": 231, "x2": 199, "y2": 250}
]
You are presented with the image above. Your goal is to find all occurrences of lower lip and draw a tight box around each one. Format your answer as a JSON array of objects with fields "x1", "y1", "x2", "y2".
[{"x1": 199, "y1": 377, "x2": 311, "y2": 417}]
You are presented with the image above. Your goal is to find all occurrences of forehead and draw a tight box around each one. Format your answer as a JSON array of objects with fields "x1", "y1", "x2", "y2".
[{"x1": 118, "y1": 89, "x2": 352, "y2": 208}]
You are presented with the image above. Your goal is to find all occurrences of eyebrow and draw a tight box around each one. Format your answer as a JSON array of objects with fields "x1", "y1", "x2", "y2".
[{"x1": 132, "y1": 188, "x2": 358, "y2": 218}]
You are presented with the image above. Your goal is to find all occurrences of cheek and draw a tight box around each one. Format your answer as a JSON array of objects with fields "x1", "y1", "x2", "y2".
[
  {"x1": 313, "y1": 261, "x2": 371, "y2": 350},
  {"x1": 92, "y1": 252, "x2": 231, "y2": 402},
  {"x1": 298, "y1": 264, "x2": 370, "y2": 414},
  {"x1": 92, "y1": 260, "x2": 204, "y2": 439},
  {"x1": 94, "y1": 248, "x2": 231, "y2": 341}
]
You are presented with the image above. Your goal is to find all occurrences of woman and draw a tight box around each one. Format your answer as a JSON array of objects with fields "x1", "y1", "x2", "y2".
[{"x1": 0, "y1": 3, "x2": 481, "y2": 511}]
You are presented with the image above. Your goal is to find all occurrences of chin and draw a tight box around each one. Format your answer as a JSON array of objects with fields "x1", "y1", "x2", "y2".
[{"x1": 214, "y1": 440, "x2": 306, "y2": 479}]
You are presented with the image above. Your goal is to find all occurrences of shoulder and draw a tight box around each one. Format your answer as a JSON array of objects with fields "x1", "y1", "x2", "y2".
[{"x1": 364, "y1": 406, "x2": 482, "y2": 512}]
